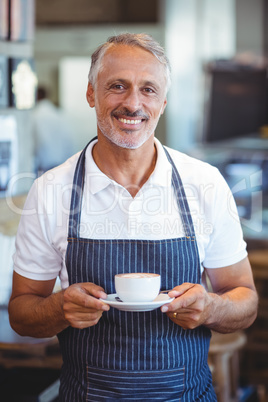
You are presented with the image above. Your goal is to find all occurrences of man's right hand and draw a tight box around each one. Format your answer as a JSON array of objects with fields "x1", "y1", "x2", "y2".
[
  {"x1": 8, "y1": 272, "x2": 109, "y2": 338},
  {"x1": 63, "y1": 283, "x2": 110, "y2": 329}
]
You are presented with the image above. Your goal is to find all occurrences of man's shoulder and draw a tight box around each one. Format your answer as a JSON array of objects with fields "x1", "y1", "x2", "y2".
[{"x1": 37, "y1": 151, "x2": 81, "y2": 187}]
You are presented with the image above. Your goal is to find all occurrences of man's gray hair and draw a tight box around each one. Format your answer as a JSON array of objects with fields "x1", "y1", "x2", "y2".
[{"x1": 88, "y1": 33, "x2": 171, "y2": 92}]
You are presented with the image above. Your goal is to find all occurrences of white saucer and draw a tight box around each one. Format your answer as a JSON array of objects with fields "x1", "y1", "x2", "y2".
[{"x1": 100, "y1": 293, "x2": 174, "y2": 312}]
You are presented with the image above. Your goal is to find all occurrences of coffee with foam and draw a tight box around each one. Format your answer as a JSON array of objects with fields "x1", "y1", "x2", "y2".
[
  {"x1": 115, "y1": 273, "x2": 161, "y2": 303},
  {"x1": 117, "y1": 273, "x2": 159, "y2": 279}
]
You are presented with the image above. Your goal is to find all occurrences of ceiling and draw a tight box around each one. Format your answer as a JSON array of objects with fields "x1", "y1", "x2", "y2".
[{"x1": 36, "y1": 0, "x2": 159, "y2": 25}]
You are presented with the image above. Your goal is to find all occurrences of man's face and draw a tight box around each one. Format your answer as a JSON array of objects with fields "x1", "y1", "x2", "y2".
[{"x1": 87, "y1": 45, "x2": 167, "y2": 149}]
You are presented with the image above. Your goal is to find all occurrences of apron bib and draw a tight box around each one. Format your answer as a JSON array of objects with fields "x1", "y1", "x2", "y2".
[{"x1": 58, "y1": 138, "x2": 217, "y2": 401}]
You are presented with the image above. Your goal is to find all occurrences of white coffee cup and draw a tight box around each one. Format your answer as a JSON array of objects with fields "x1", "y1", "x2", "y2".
[{"x1": 115, "y1": 273, "x2": 161, "y2": 303}]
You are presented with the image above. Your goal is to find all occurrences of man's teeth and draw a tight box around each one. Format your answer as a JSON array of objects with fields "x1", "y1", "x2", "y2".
[{"x1": 118, "y1": 118, "x2": 142, "y2": 125}]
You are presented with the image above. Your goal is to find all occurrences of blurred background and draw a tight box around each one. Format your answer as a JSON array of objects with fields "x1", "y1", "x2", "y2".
[{"x1": 0, "y1": 1, "x2": 268, "y2": 401}]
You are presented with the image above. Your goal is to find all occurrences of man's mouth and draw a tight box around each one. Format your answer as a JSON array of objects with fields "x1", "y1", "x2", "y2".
[
  {"x1": 117, "y1": 118, "x2": 142, "y2": 125},
  {"x1": 113, "y1": 109, "x2": 148, "y2": 127}
]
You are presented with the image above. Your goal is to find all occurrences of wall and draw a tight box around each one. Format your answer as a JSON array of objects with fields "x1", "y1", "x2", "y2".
[
  {"x1": 161, "y1": 0, "x2": 236, "y2": 151},
  {"x1": 236, "y1": 0, "x2": 264, "y2": 56}
]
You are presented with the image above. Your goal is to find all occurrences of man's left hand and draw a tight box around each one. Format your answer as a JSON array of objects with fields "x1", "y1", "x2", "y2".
[{"x1": 161, "y1": 283, "x2": 210, "y2": 330}]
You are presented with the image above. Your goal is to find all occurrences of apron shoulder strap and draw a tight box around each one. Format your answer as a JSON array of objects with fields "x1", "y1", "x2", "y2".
[
  {"x1": 68, "y1": 136, "x2": 97, "y2": 238},
  {"x1": 163, "y1": 146, "x2": 196, "y2": 238}
]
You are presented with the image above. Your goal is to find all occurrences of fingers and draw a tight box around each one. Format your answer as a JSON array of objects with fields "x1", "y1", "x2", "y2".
[
  {"x1": 162, "y1": 283, "x2": 200, "y2": 312},
  {"x1": 161, "y1": 283, "x2": 209, "y2": 329},
  {"x1": 167, "y1": 283, "x2": 196, "y2": 301},
  {"x1": 63, "y1": 282, "x2": 110, "y2": 329},
  {"x1": 64, "y1": 309, "x2": 105, "y2": 329},
  {"x1": 64, "y1": 283, "x2": 109, "y2": 311}
]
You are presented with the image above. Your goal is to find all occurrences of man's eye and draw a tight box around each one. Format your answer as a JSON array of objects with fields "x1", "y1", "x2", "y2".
[
  {"x1": 112, "y1": 84, "x2": 124, "y2": 90},
  {"x1": 144, "y1": 88, "x2": 154, "y2": 93}
]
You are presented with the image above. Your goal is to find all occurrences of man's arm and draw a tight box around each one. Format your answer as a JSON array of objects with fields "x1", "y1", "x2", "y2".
[
  {"x1": 8, "y1": 272, "x2": 110, "y2": 338},
  {"x1": 161, "y1": 257, "x2": 258, "y2": 333}
]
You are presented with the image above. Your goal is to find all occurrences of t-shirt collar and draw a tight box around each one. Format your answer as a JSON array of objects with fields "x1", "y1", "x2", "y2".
[{"x1": 85, "y1": 137, "x2": 172, "y2": 195}]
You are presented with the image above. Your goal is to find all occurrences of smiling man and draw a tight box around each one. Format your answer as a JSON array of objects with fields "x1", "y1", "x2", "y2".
[
  {"x1": 88, "y1": 43, "x2": 167, "y2": 150},
  {"x1": 87, "y1": 39, "x2": 168, "y2": 197},
  {"x1": 9, "y1": 33, "x2": 258, "y2": 401}
]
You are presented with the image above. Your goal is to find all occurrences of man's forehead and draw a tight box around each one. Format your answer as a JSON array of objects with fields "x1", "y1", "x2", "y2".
[
  {"x1": 96, "y1": 44, "x2": 167, "y2": 90},
  {"x1": 103, "y1": 44, "x2": 156, "y2": 62}
]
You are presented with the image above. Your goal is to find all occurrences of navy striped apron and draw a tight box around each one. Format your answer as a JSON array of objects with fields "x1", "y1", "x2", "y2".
[{"x1": 58, "y1": 138, "x2": 217, "y2": 401}]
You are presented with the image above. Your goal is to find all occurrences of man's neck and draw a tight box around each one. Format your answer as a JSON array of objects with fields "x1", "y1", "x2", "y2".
[{"x1": 92, "y1": 135, "x2": 157, "y2": 198}]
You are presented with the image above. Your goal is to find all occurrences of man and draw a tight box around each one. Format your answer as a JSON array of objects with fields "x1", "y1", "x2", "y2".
[{"x1": 9, "y1": 33, "x2": 258, "y2": 401}]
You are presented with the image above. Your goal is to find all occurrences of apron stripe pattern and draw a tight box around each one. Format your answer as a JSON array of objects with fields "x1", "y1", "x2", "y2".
[
  {"x1": 86, "y1": 367, "x2": 184, "y2": 401},
  {"x1": 58, "y1": 138, "x2": 217, "y2": 401}
]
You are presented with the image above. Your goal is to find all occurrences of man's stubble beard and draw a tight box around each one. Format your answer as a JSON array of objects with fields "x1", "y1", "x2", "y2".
[
  {"x1": 96, "y1": 110, "x2": 161, "y2": 150},
  {"x1": 99, "y1": 124, "x2": 151, "y2": 149}
]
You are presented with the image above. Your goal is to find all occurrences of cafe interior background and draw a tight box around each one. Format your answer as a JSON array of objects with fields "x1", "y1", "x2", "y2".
[{"x1": 0, "y1": 0, "x2": 268, "y2": 401}]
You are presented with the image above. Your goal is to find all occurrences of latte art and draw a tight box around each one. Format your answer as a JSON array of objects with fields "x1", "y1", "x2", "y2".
[{"x1": 117, "y1": 273, "x2": 159, "y2": 279}]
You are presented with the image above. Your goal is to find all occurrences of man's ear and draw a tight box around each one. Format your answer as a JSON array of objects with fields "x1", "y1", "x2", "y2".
[
  {"x1": 160, "y1": 98, "x2": 167, "y2": 115},
  {"x1": 86, "y1": 83, "x2": 95, "y2": 107}
]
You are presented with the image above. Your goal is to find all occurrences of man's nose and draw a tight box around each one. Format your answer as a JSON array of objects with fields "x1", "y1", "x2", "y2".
[{"x1": 123, "y1": 88, "x2": 141, "y2": 111}]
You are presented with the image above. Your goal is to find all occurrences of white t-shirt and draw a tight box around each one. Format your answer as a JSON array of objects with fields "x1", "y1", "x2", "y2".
[{"x1": 13, "y1": 138, "x2": 247, "y2": 289}]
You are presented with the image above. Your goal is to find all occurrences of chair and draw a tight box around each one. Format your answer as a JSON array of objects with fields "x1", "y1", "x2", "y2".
[{"x1": 208, "y1": 330, "x2": 247, "y2": 402}]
